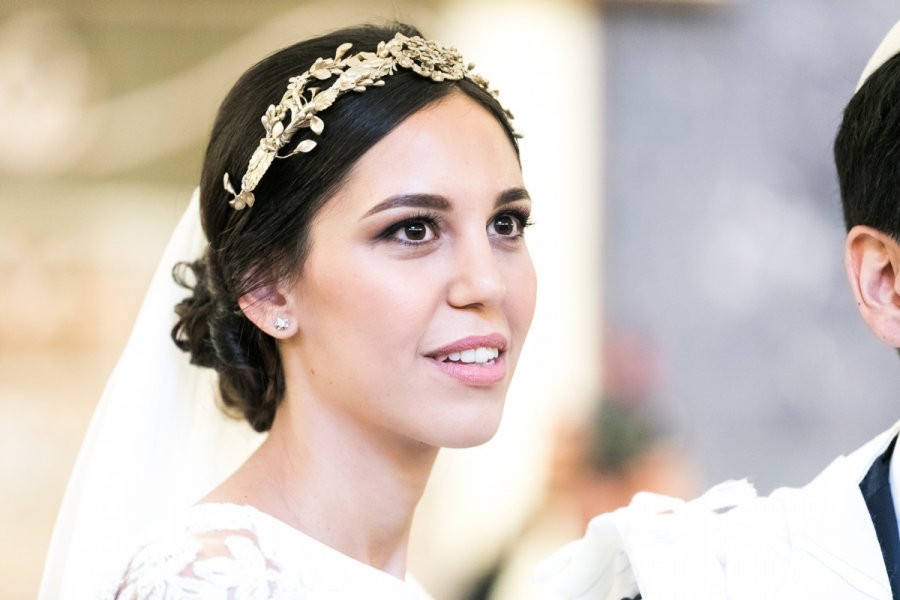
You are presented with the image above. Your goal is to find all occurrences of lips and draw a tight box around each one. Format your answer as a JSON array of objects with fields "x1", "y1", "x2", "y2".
[
  {"x1": 427, "y1": 333, "x2": 508, "y2": 357},
  {"x1": 435, "y1": 346, "x2": 500, "y2": 364},
  {"x1": 426, "y1": 334, "x2": 508, "y2": 386}
]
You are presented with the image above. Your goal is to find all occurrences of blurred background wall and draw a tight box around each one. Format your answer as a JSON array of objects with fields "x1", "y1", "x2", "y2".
[
  {"x1": 3, "y1": 0, "x2": 900, "y2": 599},
  {"x1": 602, "y1": 0, "x2": 900, "y2": 494}
]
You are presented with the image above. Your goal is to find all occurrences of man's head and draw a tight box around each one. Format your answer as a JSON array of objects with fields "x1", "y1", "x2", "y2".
[{"x1": 836, "y1": 26, "x2": 900, "y2": 350}]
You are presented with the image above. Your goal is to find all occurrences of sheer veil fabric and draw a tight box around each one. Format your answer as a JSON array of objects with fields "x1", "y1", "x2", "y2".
[{"x1": 39, "y1": 189, "x2": 265, "y2": 599}]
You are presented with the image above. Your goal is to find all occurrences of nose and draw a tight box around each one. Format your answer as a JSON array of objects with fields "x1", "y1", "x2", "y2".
[{"x1": 447, "y1": 235, "x2": 507, "y2": 309}]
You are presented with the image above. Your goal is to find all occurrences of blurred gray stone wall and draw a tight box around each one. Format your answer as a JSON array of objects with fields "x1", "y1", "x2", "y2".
[{"x1": 603, "y1": 0, "x2": 900, "y2": 492}]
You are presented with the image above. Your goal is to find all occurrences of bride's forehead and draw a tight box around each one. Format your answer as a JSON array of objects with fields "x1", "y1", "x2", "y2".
[
  {"x1": 303, "y1": 96, "x2": 521, "y2": 220},
  {"x1": 344, "y1": 105, "x2": 518, "y2": 185},
  {"x1": 362, "y1": 95, "x2": 513, "y2": 155}
]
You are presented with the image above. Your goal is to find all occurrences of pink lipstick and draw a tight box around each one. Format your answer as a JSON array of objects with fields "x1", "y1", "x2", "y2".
[{"x1": 426, "y1": 334, "x2": 508, "y2": 386}]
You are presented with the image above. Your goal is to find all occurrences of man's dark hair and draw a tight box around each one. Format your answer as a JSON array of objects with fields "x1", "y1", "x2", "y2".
[{"x1": 835, "y1": 53, "x2": 900, "y2": 239}]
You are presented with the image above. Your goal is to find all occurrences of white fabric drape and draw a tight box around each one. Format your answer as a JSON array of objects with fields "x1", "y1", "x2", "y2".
[{"x1": 39, "y1": 190, "x2": 264, "y2": 599}]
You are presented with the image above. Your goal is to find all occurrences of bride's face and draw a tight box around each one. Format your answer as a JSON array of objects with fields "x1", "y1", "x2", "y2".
[{"x1": 281, "y1": 92, "x2": 536, "y2": 449}]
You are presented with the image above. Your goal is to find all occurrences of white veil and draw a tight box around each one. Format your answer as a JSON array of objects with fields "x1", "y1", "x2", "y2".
[{"x1": 39, "y1": 189, "x2": 265, "y2": 599}]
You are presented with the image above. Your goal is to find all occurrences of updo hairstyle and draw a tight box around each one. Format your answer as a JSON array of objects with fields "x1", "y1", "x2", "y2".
[{"x1": 171, "y1": 22, "x2": 519, "y2": 432}]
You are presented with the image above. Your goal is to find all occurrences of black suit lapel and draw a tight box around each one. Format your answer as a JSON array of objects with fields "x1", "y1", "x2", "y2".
[{"x1": 860, "y1": 435, "x2": 900, "y2": 599}]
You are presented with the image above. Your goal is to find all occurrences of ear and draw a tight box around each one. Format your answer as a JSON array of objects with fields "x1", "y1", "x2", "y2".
[
  {"x1": 845, "y1": 225, "x2": 900, "y2": 347},
  {"x1": 237, "y1": 283, "x2": 298, "y2": 339}
]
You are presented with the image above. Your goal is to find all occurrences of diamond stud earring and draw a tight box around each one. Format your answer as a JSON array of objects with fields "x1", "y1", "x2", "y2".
[{"x1": 274, "y1": 316, "x2": 289, "y2": 332}]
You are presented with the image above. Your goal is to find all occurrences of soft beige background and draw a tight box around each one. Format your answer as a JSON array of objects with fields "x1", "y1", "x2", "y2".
[{"x1": 2, "y1": 1, "x2": 603, "y2": 598}]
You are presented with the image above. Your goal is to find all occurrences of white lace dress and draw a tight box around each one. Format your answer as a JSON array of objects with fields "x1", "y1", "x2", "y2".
[{"x1": 112, "y1": 503, "x2": 433, "y2": 599}]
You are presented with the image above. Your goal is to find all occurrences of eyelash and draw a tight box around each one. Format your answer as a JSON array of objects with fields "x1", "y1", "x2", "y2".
[
  {"x1": 495, "y1": 208, "x2": 534, "y2": 239},
  {"x1": 378, "y1": 208, "x2": 534, "y2": 247},
  {"x1": 378, "y1": 211, "x2": 444, "y2": 246}
]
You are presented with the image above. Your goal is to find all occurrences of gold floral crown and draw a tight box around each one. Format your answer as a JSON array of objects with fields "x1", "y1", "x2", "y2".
[{"x1": 223, "y1": 32, "x2": 516, "y2": 210}]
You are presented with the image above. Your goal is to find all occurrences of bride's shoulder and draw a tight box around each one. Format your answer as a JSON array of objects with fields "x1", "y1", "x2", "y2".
[{"x1": 113, "y1": 503, "x2": 303, "y2": 600}]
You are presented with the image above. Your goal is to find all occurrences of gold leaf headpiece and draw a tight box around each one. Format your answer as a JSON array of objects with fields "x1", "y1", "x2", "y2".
[{"x1": 223, "y1": 32, "x2": 516, "y2": 211}]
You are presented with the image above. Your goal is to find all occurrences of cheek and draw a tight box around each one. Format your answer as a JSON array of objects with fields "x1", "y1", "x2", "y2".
[
  {"x1": 311, "y1": 257, "x2": 437, "y2": 348},
  {"x1": 506, "y1": 253, "x2": 537, "y2": 332}
]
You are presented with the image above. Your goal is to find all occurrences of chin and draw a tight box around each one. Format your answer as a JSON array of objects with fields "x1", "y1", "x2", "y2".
[
  {"x1": 433, "y1": 407, "x2": 504, "y2": 449},
  {"x1": 439, "y1": 431, "x2": 499, "y2": 449}
]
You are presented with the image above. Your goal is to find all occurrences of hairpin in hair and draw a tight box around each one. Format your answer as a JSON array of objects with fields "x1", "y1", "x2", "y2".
[{"x1": 223, "y1": 32, "x2": 515, "y2": 211}]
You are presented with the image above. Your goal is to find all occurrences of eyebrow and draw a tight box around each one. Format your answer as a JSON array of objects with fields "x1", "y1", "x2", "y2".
[
  {"x1": 497, "y1": 187, "x2": 531, "y2": 206},
  {"x1": 363, "y1": 187, "x2": 531, "y2": 218}
]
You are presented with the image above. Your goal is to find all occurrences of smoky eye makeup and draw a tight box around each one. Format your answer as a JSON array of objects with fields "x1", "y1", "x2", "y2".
[
  {"x1": 492, "y1": 206, "x2": 533, "y2": 236},
  {"x1": 374, "y1": 211, "x2": 444, "y2": 246}
]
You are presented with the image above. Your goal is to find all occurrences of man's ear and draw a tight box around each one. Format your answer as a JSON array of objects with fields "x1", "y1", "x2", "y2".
[
  {"x1": 845, "y1": 225, "x2": 900, "y2": 347},
  {"x1": 237, "y1": 283, "x2": 297, "y2": 339}
]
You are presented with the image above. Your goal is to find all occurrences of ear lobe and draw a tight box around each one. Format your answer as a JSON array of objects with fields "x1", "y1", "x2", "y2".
[
  {"x1": 845, "y1": 225, "x2": 900, "y2": 347},
  {"x1": 237, "y1": 284, "x2": 297, "y2": 339}
]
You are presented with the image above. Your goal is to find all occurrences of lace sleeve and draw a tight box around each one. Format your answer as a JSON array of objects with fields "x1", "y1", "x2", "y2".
[{"x1": 114, "y1": 528, "x2": 302, "y2": 599}]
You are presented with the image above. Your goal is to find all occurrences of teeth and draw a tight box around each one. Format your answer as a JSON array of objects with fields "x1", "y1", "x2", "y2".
[{"x1": 441, "y1": 347, "x2": 499, "y2": 364}]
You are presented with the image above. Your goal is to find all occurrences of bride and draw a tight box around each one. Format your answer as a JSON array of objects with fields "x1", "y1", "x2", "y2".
[{"x1": 40, "y1": 22, "x2": 536, "y2": 598}]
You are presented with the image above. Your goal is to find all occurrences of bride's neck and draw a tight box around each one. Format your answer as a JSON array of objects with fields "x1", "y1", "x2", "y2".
[{"x1": 207, "y1": 394, "x2": 438, "y2": 578}]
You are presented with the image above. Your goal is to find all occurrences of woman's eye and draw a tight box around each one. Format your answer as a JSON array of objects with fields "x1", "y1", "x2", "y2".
[
  {"x1": 489, "y1": 212, "x2": 528, "y2": 238},
  {"x1": 493, "y1": 215, "x2": 517, "y2": 236},
  {"x1": 393, "y1": 220, "x2": 435, "y2": 243},
  {"x1": 404, "y1": 222, "x2": 427, "y2": 241}
]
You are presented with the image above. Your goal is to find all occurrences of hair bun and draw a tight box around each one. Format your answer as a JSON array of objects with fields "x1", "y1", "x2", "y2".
[{"x1": 171, "y1": 253, "x2": 281, "y2": 432}]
